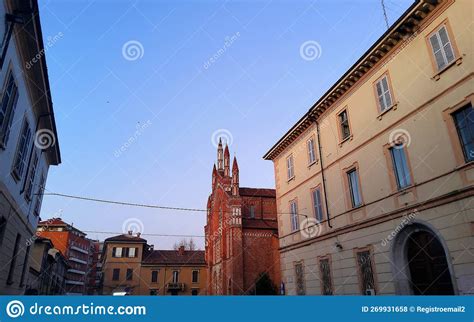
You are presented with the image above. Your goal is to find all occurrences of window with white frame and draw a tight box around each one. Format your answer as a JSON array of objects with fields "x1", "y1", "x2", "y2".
[
  {"x1": 25, "y1": 151, "x2": 39, "y2": 201},
  {"x1": 338, "y1": 110, "x2": 351, "y2": 140},
  {"x1": 429, "y1": 25, "x2": 455, "y2": 71},
  {"x1": 249, "y1": 205, "x2": 255, "y2": 218},
  {"x1": 307, "y1": 137, "x2": 316, "y2": 164},
  {"x1": 172, "y1": 270, "x2": 179, "y2": 283},
  {"x1": 34, "y1": 173, "x2": 45, "y2": 216},
  {"x1": 290, "y1": 200, "x2": 299, "y2": 232},
  {"x1": 375, "y1": 75, "x2": 393, "y2": 112},
  {"x1": 287, "y1": 155, "x2": 294, "y2": 179},
  {"x1": 312, "y1": 187, "x2": 324, "y2": 222},
  {"x1": 128, "y1": 247, "x2": 136, "y2": 258},
  {"x1": 390, "y1": 145, "x2": 412, "y2": 190},
  {"x1": 113, "y1": 247, "x2": 123, "y2": 258},
  {"x1": 0, "y1": 72, "x2": 18, "y2": 147},
  {"x1": 12, "y1": 118, "x2": 32, "y2": 180},
  {"x1": 347, "y1": 168, "x2": 362, "y2": 208}
]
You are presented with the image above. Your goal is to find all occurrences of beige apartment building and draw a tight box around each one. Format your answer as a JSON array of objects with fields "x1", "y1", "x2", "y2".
[
  {"x1": 101, "y1": 232, "x2": 207, "y2": 295},
  {"x1": 264, "y1": 0, "x2": 473, "y2": 295}
]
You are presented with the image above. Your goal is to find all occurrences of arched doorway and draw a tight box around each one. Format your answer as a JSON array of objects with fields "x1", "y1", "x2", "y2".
[
  {"x1": 406, "y1": 230, "x2": 454, "y2": 295},
  {"x1": 391, "y1": 222, "x2": 456, "y2": 295}
]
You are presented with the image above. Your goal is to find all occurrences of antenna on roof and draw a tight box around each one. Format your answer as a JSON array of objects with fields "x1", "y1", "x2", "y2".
[{"x1": 381, "y1": 0, "x2": 390, "y2": 29}]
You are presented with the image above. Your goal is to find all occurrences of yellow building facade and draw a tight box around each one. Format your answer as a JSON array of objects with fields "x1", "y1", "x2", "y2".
[
  {"x1": 101, "y1": 233, "x2": 207, "y2": 295},
  {"x1": 264, "y1": 0, "x2": 473, "y2": 295}
]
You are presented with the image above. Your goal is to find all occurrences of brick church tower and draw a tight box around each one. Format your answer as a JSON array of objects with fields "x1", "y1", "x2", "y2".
[{"x1": 205, "y1": 139, "x2": 281, "y2": 295}]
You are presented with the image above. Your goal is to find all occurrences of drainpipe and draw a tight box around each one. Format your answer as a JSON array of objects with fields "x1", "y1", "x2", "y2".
[{"x1": 315, "y1": 118, "x2": 332, "y2": 228}]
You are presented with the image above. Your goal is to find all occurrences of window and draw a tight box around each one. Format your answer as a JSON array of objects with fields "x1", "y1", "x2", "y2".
[
  {"x1": 19, "y1": 245, "x2": 30, "y2": 287},
  {"x1": 191, "y1": 289, "x2": 198, "y2": 296},
  {"x1": 128, "y1": 247, "x2": 137, "y2": 258},
  {"x1": 0, "y1": 72, "x2": 18, "y2": 147},
  {"x1": 294, "y1": 262, "x2": 305, "y2": 295},
  {"x1": 390, "y1": 145, "x2": 412, "y2": 189},
  {"x1": 126, "y1": 268, "x2": 133, "y2": 281},
  {"x1": 452, "y1": 104, "x2": 474, "y2": 162},
  {"x1": 249, "y1": 205, "x2": 255, "y2": 218},
  {"x1": 307, "y1": 137, "x2": 316, "y2": 164},
  {"x1": 290, "y1": 200, "x2": 299, "y2": 232},
  {"x1": 286, "y1": 155, "x2": 294, "y2": 179},
  {"x1": 347, "y1": 168, "x2": 362, "y2": 208},
  {"x1": 12, "y1": 119, "x2": 31, "y2": 180},
  {"x1": 192, "y1": 270, "x2": 199, "y2": 283},
  {"x1": 0, "y1": 217, "x2": 6, "y2": 247},
  {"x1": 375, "y1": 75, "x2": 393, "y2": 112},
  {"x1": 112, "y1": 268, "x2": 120, "y2": 281},
  {"x1": 319, "y1": 257, "x2": 333, "y2": 295},
  {"x1": 338, "y1": 110, "x2": 351, "y2": 140},
  {"x1": 172, "y1": 271, "x2": 179, "y2": 283},
  {"x1": 312, "y1": 187, "x2": 324, "y2": 222},
  {"x1": 112, "y1": 247, "x2": 122, "y2": 258},
  {"x1": 25, "y1": 151, "x2": 38, "y2": 201},
  {"x1": 151, "y1": 270, "x2": 158, "y2": 283},
  {"x1": 7, "y1": 233, "x2": 21, "y2": 285},
  {"x1": 33, "y1": 173, "x2": 45, "y2": 216},
  {"x1": 356, "y1": 249, "x2": 376, "y2": 295},
  {"x1": 429, "y1": 25, "x2": 455, "y2": 71}
]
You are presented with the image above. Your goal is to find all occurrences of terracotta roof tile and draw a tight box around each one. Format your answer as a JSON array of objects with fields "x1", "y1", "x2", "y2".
[{"x1": 143, "y1": 250, "x2": 205, "y2": 265}]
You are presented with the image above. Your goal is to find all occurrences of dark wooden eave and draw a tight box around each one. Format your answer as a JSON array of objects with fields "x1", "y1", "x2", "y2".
[{"x1": 263, "y1": 0, "x2": 443, "y2": 161}]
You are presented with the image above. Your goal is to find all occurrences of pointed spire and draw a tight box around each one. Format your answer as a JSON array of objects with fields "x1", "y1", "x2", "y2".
[
  {"x1": 232, "y1": 156, "x2": 239, "y2": 172},
  {"x1": 224, "y1": 144, "x2": 230, "y2": 176},
  {"x1": 231, "y1": 156, "x2": 239, "y2": 196},
  {"x1": 217, "y1": 138, "x2": 223, "y2": 171}
]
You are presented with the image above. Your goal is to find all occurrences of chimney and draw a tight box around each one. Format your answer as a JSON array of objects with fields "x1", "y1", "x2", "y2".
[
  {"x1": 128, "y1": 230, "x2": 133, "y2": 236},
  {"x1": 178, "y1": 245, "x2": 185, "y2": 255},
  {"x1": 136, "y1": 232, "x2": 141, "y2": 238}
]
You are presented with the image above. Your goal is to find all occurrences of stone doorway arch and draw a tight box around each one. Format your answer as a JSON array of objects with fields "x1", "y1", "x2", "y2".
[{"x1": 390, "y1": 221, "x2": 457, "y2": 295}]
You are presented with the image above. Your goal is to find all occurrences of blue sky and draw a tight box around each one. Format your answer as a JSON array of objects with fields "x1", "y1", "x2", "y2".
[{"x1": 39, "y1": 0, "x2": 413, "y2": 249}]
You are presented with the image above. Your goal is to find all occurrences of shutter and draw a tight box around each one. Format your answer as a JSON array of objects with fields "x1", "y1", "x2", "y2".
[
  {"x1": 438, "y1": 26, "x2": 454, "y2": 63},
  {"x1": 430, "y1": 33, "x2": 446, "y2": 69}
]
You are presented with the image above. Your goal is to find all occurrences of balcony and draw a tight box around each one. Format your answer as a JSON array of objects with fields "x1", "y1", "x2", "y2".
[
  {"x1": 70, "y1": 246, "x2": 89, "y2": 255},
  {"x1": 65, "y1": 280, "x2": 85, "y2": 286},
  {"x1": 166, "y1": 283, "x2": 185, "y2": 291},
  {"x1": 69, "y1": 257, "x2": 88, "y2": 265},
  {"x1": 67, "y1": 269, "x2": 86, "y2": 275}
]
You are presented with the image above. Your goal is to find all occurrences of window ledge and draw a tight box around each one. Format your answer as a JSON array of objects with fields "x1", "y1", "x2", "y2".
[
  {"x1": 395, "y1": 185, "x2": 415, "y2": 196},
  {"x1": 308, "y1": 160, "x2": 318, "y2": 168},
  {"x1": 287, "y1": 176, "x2": 295, "y2": 183},
  {"x1": 350, "y1": 204, "x2": 365, "y2": 211},
  {"x1": 432, "y1": 57, "x2": 462, "y2": 81},
  {"x1": 377, "y1": 102, "x2": 398, "y2": 120},
  {"x1": 338, "y1": 134, "x2": 353, "y2": 147}
]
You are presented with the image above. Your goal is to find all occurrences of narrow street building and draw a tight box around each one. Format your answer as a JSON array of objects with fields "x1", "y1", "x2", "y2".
[
  {"x1": 205, "y1": 140, "x2": 281, "y2": 295},
  {"x1": 264, "y1": 0, "x2": 473, "y2": 295},
  {"x1": 25, "y1": 237, "x2": 68, "y2": 295},
  {"x1": 0, "y1": 0, "x2": 61, "y2": 295},
  {"x1": 37, "y1": 218, "x2": 91, "y2": 295}
]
